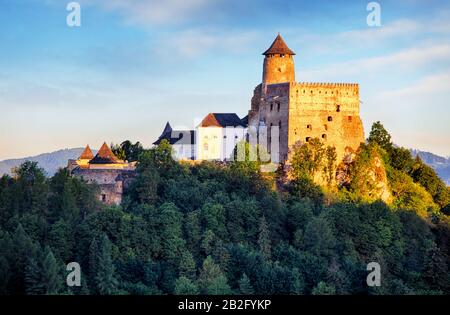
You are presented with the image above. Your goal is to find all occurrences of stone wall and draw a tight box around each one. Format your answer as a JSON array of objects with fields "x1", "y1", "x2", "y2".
[
  {"x1": 248, "y1": 81, "x2": 365, "y2": 165},
  {"x1": 71, "y1": 168, "x2": 135, "y2": 205},
  {"x1": 262, "y1": 54, "x2": 295, "y2": 85},
  {"x1": 288, "y1": 82, "x2": 365, "y2": 162}
]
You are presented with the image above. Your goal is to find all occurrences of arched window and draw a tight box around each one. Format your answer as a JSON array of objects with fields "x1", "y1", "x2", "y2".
[{"x1": 328, "y1": 116, "x2": 333, "y2": 122}]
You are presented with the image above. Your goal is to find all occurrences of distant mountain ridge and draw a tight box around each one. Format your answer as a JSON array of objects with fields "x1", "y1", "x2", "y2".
[
  {"x1": 0, "y1": 147, "x2": 449, "y2": 185},
  {"x1": 410, "y1": 149, "x2": 450, "y2": 185},
  {"x1": 0, "y1": 148, "x2": 97, "y2": 177}
]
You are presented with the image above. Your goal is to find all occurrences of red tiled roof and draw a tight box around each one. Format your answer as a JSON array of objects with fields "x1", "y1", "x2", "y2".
[{"x1": 263, "y1": 34, "x2": 295, "y2": 55}]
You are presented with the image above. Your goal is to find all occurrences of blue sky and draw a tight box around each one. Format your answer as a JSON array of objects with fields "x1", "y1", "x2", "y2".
[{"x1": 0, "y1": 0, "x2": 449, "y2": 159}]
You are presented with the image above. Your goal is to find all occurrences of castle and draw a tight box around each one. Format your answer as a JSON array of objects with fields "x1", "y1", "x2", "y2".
[
  {"x1": 248, "y1": 34, "x2": 365, "y2": 164},
  {"x1": 68, "y1": 143, "x2": 136, "y2": 205},
  {"x1": 69, "y1": 34, "x2": 365, "y2": 205},
  {"x1": 157, "y1": 34, "x2": 364, "y2": 164}
]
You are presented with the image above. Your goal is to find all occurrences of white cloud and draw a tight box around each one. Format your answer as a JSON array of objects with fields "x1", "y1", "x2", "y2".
[
  {"x1": 301, "y1": 43, "x2": 450, "y2": 80},
  {"x1": 155, "y1": 29, "x2": 261, "y2": 57},
  {"x1": 81, "y1": 0, "x2": 216, "y2": 25},
  {"x1": 380, "y1": 72, "x2": 450, "y2": 99}
]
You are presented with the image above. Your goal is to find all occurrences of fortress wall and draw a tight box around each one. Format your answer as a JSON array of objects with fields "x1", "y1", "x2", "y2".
[
  {"x1": 71, "y1": 168, "x2": 136, "y2": 205},
  {"x1": 72, "y1": 168, "x2": 122, "y2": 185},
  {"x1": 288, "y1": 82, "x2": 365, "y2": 162},
  {"x1": 259, "y1": 83, "x2": 291, "y2": 162}
]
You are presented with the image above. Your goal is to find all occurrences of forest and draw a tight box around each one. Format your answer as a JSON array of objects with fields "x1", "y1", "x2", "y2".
[{"x1": 0, "y1": 122, "x2": 449, "y2": 295}]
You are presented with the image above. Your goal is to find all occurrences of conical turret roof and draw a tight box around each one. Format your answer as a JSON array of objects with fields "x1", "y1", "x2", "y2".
[
  {"x1": 79, "y1": 145, "x2": 94, "y2": 160},
  {"x1": 89, "y1": 142, "x2": 120, "y2": 164},
  {"x1": 263, "y1": 34, "x2": 295, "y2": 55}
]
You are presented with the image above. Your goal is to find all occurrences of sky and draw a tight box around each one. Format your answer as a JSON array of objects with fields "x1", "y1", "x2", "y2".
[{"x1": 0, "y1": 0, "x2": 449, "y2": 160}]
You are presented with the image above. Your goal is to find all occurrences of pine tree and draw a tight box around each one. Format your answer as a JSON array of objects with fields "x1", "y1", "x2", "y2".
[
  {"x1": 367, "y1": 121, "x2": 393, "y2": 151},
  {"x1": 206, "y1": 275, "x2": 232, "y2": 295},
  {"x1": 41, "y1": 247, "x2": 61, "y2": 294},
  {"x1": 11, "y1": 224, "x2": 36, "y2": 294},
  {"x1": 238, "y1": 273, "x2": 254, "y2": 295},
  {"x1": 179, "y1": 250, "x2": 196, "y2": 280},
  {"x1": 24, "y1": 256, "x2": 43, "y2": 295},
  {"x1": 291, "y1": 268, "x2": 305, "y2": 295},
  {"x1": 258, "y1": 216, "x2": 271, "y2": 260},
  {"x1": 312, "y1": 281, "x2": 336, "y2": 295},
  {"x1": 174, "y1": 276, "x2": 199, "y2": 295},
  {"x1": 88, "y1": 236, "x2": 100, "y2": 290},
  {"x1": 198, "y1": 256, "x2": 231, "y2": 295},
  {"x1": 96, "y1": 234, "x2": 118, "y2": 295}
]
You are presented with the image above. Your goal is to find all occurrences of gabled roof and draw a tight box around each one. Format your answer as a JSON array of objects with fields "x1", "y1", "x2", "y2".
[
  {"x1": 160, "y1": 122, "x2": 173, "y2": 138},
  {"x1": 241, "y1": 115, "x2": 249, "y2": 127},
  {"x1": 153, "y1": 122, "x2": 195, "y2": 145},
  {"x1": 79, "y1": 145, "x2": 94, "y2": 160},
  {"x1": 263, "y1": 34, "x2": 295, "y2": 55},
  {"x1": 89, "y1": 142, "x2": 120, "y2": 164},
  {"x1": 199, "y1": 113, "x2": 246, "y2": 128}
]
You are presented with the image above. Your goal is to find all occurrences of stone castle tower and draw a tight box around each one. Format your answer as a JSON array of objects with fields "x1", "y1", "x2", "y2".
[{"x1": 248, "y1": 34, "x2": 365, "y2": 164}]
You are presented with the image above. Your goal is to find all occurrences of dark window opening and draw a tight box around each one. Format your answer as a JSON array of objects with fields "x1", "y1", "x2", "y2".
[
  {"x1": 348, "y1": 116, "x2": 352, "y2": 122},
  {"x1": 277, "y1": 102, "x2": 280, "y2": 111},
  {"x1": 270, "y1": 103, "x2": 273, "y2": 111},
  {"x1": 336, "y1": 105, "x2": 340, "y2": 112},
  {"x1": 322, "y1": 134, "x2": 327, "y2": 140},
  {"x1": 101, "y1": 194, "x2": 106, "y2": 202},
  {"x1": 307, "y1": 124, "x2": 312, "y2": 130},
  {"x1": 328, "y1": 116, "x2": 333, "y2": 122},
  {"x1": 306, "y1": 137, "x2": 311, "y2": 143}
]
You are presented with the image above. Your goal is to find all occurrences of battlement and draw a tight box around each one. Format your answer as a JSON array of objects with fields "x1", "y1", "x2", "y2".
[{"x1": 295, "y1": 82, "x2": 359, "y2": 88}]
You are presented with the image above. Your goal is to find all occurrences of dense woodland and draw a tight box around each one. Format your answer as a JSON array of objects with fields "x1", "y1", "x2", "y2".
[{"x1": 0, "y1": 122, "x2": 449, "y2": 295}]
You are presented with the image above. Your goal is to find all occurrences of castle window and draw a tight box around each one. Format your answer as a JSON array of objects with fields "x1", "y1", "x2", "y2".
[
  {"x1": 328, "y1": 116, "x2": 333, "y2": 122},
  {"x1": 307, "y1": 124, "x2": 312, "y2": 130},
  {"x1": 306, "y1": 137, "x2": 311, "y2": 143},
  {"x1": 348, "y1": 116, "x2": 353, "y2": 122},
  {"x1": 101, "y1": 194, "x2": 106, "y2": 203},
  {"x1": 336, "y1": 105, "x2": 340, "y2": 112},
  {"x1": 322, "y1": 134, "x2": 327, "y2": 140},
  {"x1": 311, "y1": 90, "x2": 313, "y2": 94},
  {"x1": 270, "y1": 103, "x2": 273, "y2": 111},
  {"x1": 277, "y1": 102, "x2": 280, "y2": 111}
]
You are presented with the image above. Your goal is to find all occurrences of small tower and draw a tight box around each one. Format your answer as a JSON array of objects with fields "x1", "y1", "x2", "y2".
[{"x1": 262, "y1": 34, "x2": 296, "y2": 86}]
